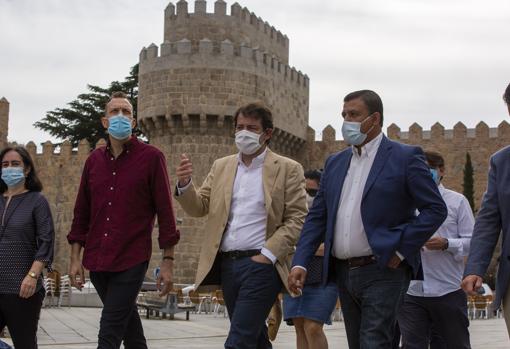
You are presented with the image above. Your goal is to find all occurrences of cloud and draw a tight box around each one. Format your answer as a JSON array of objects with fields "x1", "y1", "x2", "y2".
[{"x1": 1, "y1": 0, "x2": 509, "y2": 144}]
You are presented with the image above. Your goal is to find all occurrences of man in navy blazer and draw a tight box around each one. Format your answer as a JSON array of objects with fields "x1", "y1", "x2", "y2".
[
  {"x1": 462, "y1": 82, "x2": 510, "y2": 336},
  {"x1": 289, "y1": 90, "x2": 447, "y2": 348}
]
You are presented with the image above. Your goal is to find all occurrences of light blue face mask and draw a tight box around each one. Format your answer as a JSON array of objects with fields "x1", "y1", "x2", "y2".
[
  {"x1": 430, "y1": 168, "x2": 440, "y2": 185},
  {"x1": 108, "y1": 114, "x2": 132, "y2": 140},
  {"x1": 341, "y1": 114, "x2": 374, "y2": 146},
  {"x1": 1, "y1": 167, "x2": 25, "y2": 187}
]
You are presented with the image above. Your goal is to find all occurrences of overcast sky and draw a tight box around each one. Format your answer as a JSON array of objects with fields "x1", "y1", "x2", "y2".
[{"x1": 1, "y1": 0, "x2": 509, "y2": 145}]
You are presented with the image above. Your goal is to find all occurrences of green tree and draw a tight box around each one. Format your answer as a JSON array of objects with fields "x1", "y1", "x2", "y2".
[
  {"x1": 463, "y1": 152, "x2": 475, "y2": 212},
  {"x1": 34, "y1": 64, "x2": 140, "y2": 148}
]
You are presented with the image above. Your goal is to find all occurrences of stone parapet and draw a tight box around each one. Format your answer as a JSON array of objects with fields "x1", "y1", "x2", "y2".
[{"x1": 163, "y1": 1, "x2": 289, "y2": 63}]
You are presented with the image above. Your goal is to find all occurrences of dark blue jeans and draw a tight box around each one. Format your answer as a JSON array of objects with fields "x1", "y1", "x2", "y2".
[
  {"x1": 397, "y1": 289, "x2": 471, "y2": 349},
  {"x1": 90, "y1": 261, "x2": 148, "y2": 349},
  {"x1": 221, "y1": 256, "x2": 282, "y2": 349},
  {"x1": 334, "y1": 259, "x2": 411, "y2": 349}
]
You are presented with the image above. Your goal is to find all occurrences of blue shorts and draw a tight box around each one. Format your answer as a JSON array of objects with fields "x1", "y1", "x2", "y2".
[{"x1": 283, "y1": 282, "x2": 338, "y2": 325}]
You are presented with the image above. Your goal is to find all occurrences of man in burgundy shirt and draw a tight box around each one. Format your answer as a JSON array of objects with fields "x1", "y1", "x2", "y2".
[{"x1": 67, "y1": 92, "x2": 179, "y2": 349}]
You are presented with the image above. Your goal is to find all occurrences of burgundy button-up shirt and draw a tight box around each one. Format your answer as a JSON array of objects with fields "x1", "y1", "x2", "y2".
[{"x1": 67, "y1": 136, "x2": 179, "y2": 272}]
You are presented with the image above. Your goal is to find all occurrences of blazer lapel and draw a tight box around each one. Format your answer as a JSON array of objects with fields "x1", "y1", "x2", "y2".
[
  {"x1": 224, "y1": 156, "x2": 238, "y2": 214},
  {"x1": 330, "y1": 150, "x2": 352, "y2": 216},
  {"x1": 263, "y1": 149, "x2": 280, "y2": 211},
  {"x1": 362, "y1": 135, "x2": 392, "y2": 200}
]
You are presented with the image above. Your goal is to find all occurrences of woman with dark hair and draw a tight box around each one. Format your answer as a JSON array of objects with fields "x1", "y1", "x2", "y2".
[
  {"x1": 0, "y1": 146, "x2": 54, "y2": 349},
  {"x1": 281, "y1": 169, "x2": 338, "y2": 349}
]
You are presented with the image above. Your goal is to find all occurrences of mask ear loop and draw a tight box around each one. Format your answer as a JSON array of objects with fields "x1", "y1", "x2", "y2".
[{"x1": 360, "y1": 114, "x2": 375, "y2": 135}]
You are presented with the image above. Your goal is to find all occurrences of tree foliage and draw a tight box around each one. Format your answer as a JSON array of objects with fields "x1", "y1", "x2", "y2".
[
  {"x1": 34, "y1": 64, "x2": 139, "y2": 148},
  {"x1": 463, "y1": 152, "x2": 475, "y2": 212}
]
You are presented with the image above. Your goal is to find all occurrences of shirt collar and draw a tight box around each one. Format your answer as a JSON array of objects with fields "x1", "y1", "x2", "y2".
[
  {"x1": 237, "y1": 147, "x2": 268, "y2": 168},
  {"x1": 106, "y1": 135, "x2": 139, "y2": 154},
  {"x1": 438, "y1": 183, "x2": 445, "y2": 193},
  {"x1": 351, "y1": 132, "x2": 384, "y2": 159}
]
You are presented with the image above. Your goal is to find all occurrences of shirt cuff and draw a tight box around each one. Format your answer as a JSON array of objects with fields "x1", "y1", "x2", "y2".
[
  {"x1": 176, "y1": 179, "x2": 192, "y2": 196},
  {"x1": 445, "y1": 238, "x2": 464, "y2": 261},
  {"x1": 396, "y1": 251, "x2": 405, "y2": 261},
  {"x1": 291, "y1": 265, "x2": 307, "y2": 272},
  {"x1": 261, "y1": 248, "x2": 277, "y2": 264}
]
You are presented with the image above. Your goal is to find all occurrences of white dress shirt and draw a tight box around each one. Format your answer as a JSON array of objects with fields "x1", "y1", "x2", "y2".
[
  {"x1": 407, "y1": 184, "x2": 474, "y2": 297},
  {"x1": 178, "y1": 149, "x2": 276, "y2": 263},
  {"x1": 332, "y1": 132, "x2": 383, "y2": 259}
]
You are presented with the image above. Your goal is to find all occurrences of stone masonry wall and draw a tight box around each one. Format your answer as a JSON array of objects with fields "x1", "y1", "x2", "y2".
[
  {"x1": 3, "y1": 0, "x2": 508, "y2": 284},
  {"x1": 306, "y1": 121, "x2": 510, "y2": 212},
  {"x1": 22, "y1": 140, "x2": 91, "y2": 275},
  {"x1": 164, "y1": 1, "x2": 290, "y2": 64},
  {"x1": 138, "y1": 39, "x2": 309, "y2": 141},
  {"x1": 11, "y1": 121, "x2": 509, "y2": 282},
  {"x1": 0, "y1": 97, "x2": 9, "y2": 149}
]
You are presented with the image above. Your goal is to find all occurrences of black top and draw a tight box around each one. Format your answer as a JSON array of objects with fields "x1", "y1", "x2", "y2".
[{"x1": 0, "y1": 191, "x2": 55, "y2": 294}]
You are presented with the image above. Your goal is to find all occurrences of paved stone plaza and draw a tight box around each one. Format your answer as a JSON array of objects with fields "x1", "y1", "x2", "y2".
[{"x1": 1, "y1": 307, "x2": 508, "y2": 348}]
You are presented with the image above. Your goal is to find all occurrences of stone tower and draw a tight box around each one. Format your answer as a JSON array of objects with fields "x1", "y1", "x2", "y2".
[
  {"x1": 0, "y1": 97, "x2": 9, "y2": 149},
  {"x1": 137, "y1": 0, "x2": 309, "y2": 283}
]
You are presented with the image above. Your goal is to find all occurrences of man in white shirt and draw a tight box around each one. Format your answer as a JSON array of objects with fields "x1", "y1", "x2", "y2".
[
  {"x1": 174, "y1": 102, "x2": 307, "y2": 349},
  {"x1": 289, "y1": 90, "x2": 447, "y2": 348},
  {"x1": 397, "y1": 151, "x2": 473, "y2": 349}
]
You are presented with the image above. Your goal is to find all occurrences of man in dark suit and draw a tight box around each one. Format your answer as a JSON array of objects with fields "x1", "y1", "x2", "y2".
[
  {"x1": 288, "y1": 90, "x2": 447, "y2": 348},
  {"x1": 462, "y1": 82, "x2": 510, "y2": 337}
]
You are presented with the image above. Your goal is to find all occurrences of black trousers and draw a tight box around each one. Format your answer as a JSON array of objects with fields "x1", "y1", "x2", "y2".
[
  {"x1": 90, "y1": 262, "x2": 148, "y2": 349},
  {"x1": 0, "y1": 289, "x2": 44, "y2": 349},
  {"x1": 397, "y1": 289, "x2": 471, "y2": 349}
]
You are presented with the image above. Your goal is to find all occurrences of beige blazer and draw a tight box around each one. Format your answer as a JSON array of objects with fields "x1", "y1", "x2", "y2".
[{"x1": 174, "y1": 149, "x2": 307, "y2": 292}]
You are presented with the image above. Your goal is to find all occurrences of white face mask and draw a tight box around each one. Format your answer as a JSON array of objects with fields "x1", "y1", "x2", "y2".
[{"x1": 235, "y1": 130, "x2": 263, "y2": 155}]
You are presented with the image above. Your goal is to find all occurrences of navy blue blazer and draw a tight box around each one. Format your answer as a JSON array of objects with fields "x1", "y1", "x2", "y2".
[
  {"x1": 464, "y1": 146, "x2": 510, "y2": 307},
  {"x1": 292, "y1": 135, "x2": 447, "y2": 280}
]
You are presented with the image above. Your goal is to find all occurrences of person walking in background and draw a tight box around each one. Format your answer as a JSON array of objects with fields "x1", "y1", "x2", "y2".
[
  {"x1": 282, "y1": 169, "x2": 338, "y2": 349},
  {"x1": 0, "y1": 146, "x2": 55, "y2": 349},
  {"x1": 289, "y1": 90, "x2": 447, "y2": 348},
  {"x1": 175, "y1": 102, "x2": 307, "y2": 349},
  {"x1": 67, "y1": 91, "x2": 180, "y2": 349},
  {"x1": 462, "y1": 82, "x2": 510, "y2": 337},
  {"x1": 398, "y1": 151, "x2": 473, "y2": 349}
]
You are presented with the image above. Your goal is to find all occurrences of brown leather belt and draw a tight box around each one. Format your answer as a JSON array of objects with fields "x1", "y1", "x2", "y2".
[{"x1": 340, "y1": 255, "x2": 376, "y2": 269}]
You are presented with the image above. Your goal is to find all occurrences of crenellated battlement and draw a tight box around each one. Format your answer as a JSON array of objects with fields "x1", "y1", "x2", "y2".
[
  {"x1": 387, "y1": 121, "x2": 510, "y2": 142},
  {"x1": 138, "y1": 113, "x2": 235, "y2": 136},
  {"x1": 163, "y1": 1, "x2": 289, "y2": 64},
  {"x1": 139, "y1": 39, "x2": 307, "y2": 89},
  {"x1": 310, "y1": 121, "x2": 510, "y2": 143},
  {"x1": 21, "y1": 139, "x2": 97, "y2": 159}
]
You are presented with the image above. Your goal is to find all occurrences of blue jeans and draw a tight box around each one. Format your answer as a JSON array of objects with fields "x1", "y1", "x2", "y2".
[
  {"x1": 334, "y1": 259, "x2": 411, "y2": 349},
  {"x1": 221, "y1": 256, "x2": 282, "y2": 349},
  {"x1": 0, "y1": 341, "x2": 12, "y2": 349}
]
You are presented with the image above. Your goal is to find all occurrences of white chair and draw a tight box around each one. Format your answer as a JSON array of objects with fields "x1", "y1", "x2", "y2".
[
  {"x1": 212, "y1": 290, "x2": 227, "y2": 318},
  {"x1": 58, "y1": 275, "x2": 72, "y2": 307},
  {"x1": 43, "y1": 277, "x2": 57, "y2": 307}
]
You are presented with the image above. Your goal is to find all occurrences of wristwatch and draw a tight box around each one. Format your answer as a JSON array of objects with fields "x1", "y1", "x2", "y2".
[
  {"x1": 27, "y1": 271, "x2": 37, "y2": 279},
  {"x1": 442, "y1": 239, "x2": 449, "y2": 251}
]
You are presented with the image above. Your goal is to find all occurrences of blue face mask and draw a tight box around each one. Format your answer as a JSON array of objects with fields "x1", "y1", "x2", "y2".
[
  {"x1": 1, "y1": 167, "x2": 25, "y2": 187},
  {"x1": 108, "y1": 114, "x2": 132, "y2": 140},
  {"x1": 430, "y1": 168, "x2": 440, "y2": 185},
  {"x1": 341, "y1": 114, "x2": 374, "y2": 146}
]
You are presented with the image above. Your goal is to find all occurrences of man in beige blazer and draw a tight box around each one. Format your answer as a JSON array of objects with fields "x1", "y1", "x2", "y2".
[{"x1": 175, "y1": 102, "x2": 307, "y2": 349}]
